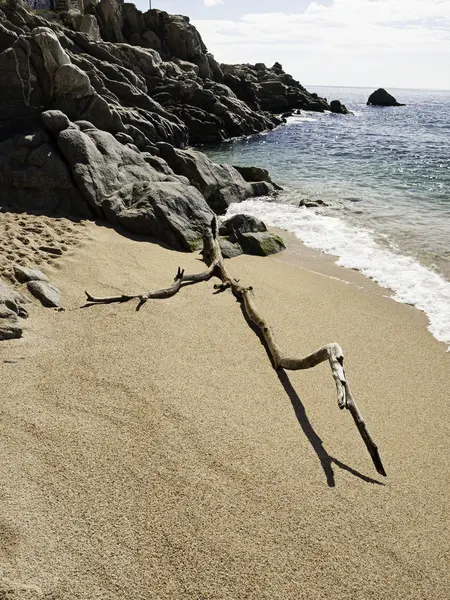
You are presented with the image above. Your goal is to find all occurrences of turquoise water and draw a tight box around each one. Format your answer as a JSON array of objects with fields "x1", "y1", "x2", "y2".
[{"x1": 202, "y1": 87, "x2": 450, "y2": 347}]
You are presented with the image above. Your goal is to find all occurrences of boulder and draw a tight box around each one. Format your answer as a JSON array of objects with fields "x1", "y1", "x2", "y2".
[
  {"x1": 233, "y1": 165, "x2": 283, "y2": 190},
  {"x1": 329, "y1": 100, "x2": 350, "y2": 115},
  {"x1": 219, "y1": 213, "x2": 267, "y2": 240},
  {"x1": 41, "y1": 110, "x2": 71, "y2": 135},
  {"x1": 218, "y1": 238, "x2": 243, "y2": 259},
  {"x1": 0, "y1": 306, "x2": 23, "y2": 340},
  {"x1": 0, "y1": 129, "x2": 92, "y2": 217},
  {"x1": 235, "y1": 230, "x2": 286, "y2": 257},
  {"x1": 299, "y1": 198, "x2": 327, "y2": 208},
  {"x1": 102, "y1": 181, "x2": 213, "y2": 251},
  {"x1": 248, "y1": 181, "x2": 276, "y2": 197},
  {"x1": 0, "y1": 281, "x2": 29, "y2": 340},
  {"x1": 27, "y1": 280, "x2": 61, "y2": 308},
  {"x1": 80, "y1": 15, "x2": 101, "y2": 41},
  {"x1": 53, "y1": 122, "x2": 185, "y2": 213},
  {"x1": 95, "y1": 0, "x2": 124, "y2": 42},
  {"x1": 367, "y1": 88, "x2": 405, "y2": 107},
  {"x1": 156, "y1": 143, "x2": 257, "y2": 214},
  {"x1": 13, "y1": 266, "x2": 49, "y2": 284},
  {"x1": 219, "y1": 213, "x2": 284, "y2": 256}
]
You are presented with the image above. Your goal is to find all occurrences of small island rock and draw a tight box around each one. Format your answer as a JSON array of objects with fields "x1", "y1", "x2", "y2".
[{"x1": 367, "y1": 88, "x2": 405, "y2": 107}]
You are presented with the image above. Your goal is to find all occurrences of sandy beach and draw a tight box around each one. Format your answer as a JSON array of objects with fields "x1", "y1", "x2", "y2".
[{"x1": 1, "y1": 220, "x2": 449, "y2": 599}]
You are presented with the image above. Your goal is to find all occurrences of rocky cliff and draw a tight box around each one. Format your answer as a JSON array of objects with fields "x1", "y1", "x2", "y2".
[{"x1": 0, "y1": 0, "x2": 348, "y2": 252}]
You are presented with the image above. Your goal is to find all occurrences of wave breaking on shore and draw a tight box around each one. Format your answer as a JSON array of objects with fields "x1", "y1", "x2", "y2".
[{"x1": 227, "y1": 199, "x2": 450, "y2": 349}]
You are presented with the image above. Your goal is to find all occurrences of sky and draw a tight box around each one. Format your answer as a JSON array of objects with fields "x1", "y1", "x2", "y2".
[{"x1": 132, "y1": 0, "x2": 450, "y2": 90}]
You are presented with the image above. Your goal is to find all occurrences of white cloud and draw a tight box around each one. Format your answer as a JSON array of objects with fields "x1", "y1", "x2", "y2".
[
  {"x1": 204, "y1": 0, "x2": 223, "y2": 7},
  {"x1": 192, "y1": 0, "x2": 450, "y2": 88}
]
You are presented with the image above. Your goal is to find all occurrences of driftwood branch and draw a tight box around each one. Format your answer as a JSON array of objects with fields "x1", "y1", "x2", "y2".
[{"x1": 85, "y1": 218, "x2": 386, "y2": 477}]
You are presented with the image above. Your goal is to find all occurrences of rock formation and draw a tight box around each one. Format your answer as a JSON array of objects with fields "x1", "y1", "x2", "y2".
[
  {"x1": 367, "y1": 88, "x2": 405, "y2": 107},
  {"x1": 0, "y1": 0, "x2": 348, "y2": 255}
]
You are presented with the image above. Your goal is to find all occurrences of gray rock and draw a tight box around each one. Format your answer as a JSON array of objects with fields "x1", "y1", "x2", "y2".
[
  {"x1": 0, "y1": 311, "x2": 23, "y2": 340},
  {"x1": 0, "y1": 280, "x2": 30, "y2": 340},
  {"x1": 0, "y1": 129, "x2": 91, "y2": 218},
  {"x1": 102, "y1": 180, "x2": 214, "y2": 251},
  {"x1": 236, "y1": 231, "x2": 286, "y2": 257},
  {"x1": 27, "y1": 280, "x2": 61, "y2": 308},
  {"x1": 219, "y1": 238, "x2": 243, "y2": 259},
  {"x1": 299, "y1": 198, "x2": 327, "y2": 208},
  {"x1": 55, "y1": 125, "x2": 186, "y2": 213},
  {"x1": 54, "y1": 63, "x2": 95, "y2": 100},
  {"x1": 80, "y1": 15, "x2": 101, "y2": 41},
  {"x1": 157, "y1": 143, "x2": 259, "y2": 214},
  {"x1": 220, "y1": 213, "x2": 267, "y2": 240},
  {"x1": 233, "y1": 165, "x2": 283, "y2": 190},
  {"x1": 0, "y1": 22, "x2": 18, "y2": 53},
  {"x1": 248, "y1": 181, "x2": 277, "y2": 197},
  {"x1": 115, "y1": 132, "x2": 135, "y2": 145},
  {"x1": 13, "y1": 266, "x2": 49, "y2": 284},
  {"x1": 38, "y1": 245, "x2": 63, "y2": 256},
  {"x1": 95, "y1": 0, "x2": 124, "y2": 42},
  {"x1": 41, "y1": 110, "x2": 71, "y2": 135}
]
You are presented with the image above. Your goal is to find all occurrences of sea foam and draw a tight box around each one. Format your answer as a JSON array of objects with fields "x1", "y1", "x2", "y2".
[{"x1": 226, "y1": 199, "x2": 450, "y2": 349}]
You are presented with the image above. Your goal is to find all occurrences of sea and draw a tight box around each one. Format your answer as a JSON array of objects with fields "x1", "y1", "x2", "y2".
[{"x1": 202, "y1": 86, "x2": 450, "y2": 349}]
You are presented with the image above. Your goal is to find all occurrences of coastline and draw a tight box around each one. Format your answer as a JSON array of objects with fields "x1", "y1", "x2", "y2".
[
  {"x1": 1, "y1": 220, "x2": 449, "y2": 598},
  {"x1": 1, "y1": 3, "x2": 448, "y2": 598},
  {"x1": 271, "y1": 227, "x2": 441, "y2": 347}
]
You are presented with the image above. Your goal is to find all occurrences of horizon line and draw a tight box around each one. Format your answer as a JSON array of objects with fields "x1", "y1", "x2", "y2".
[{"x1": 305, "y1": 84, "x2": 450, "y2": 92}]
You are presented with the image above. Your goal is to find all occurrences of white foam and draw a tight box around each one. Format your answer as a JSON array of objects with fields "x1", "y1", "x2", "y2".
[
  {"x1": 287, "y1": 115, "x2": 318, "y2": 123},
  {"x1": 226, "y1": 199, "x2": 450, "y2": 349}
]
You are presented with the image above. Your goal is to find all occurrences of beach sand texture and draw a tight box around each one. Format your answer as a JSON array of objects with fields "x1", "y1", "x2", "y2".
[
  {"x1": 1, "y1": 221, "x2": 449, "y2": 599},
  {"x1": 0, "y1": 211, "x2": 86, "y2": 283}
]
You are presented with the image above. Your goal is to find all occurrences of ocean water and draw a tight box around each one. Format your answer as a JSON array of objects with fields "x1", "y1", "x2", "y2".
[{"x1": 202, "y1": 87, "x2": 450, "y2": 348}]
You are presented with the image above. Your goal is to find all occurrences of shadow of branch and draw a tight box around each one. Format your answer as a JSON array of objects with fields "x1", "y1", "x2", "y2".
[
  {"x1": 277, "y1": 370, "x2": 383, "y2": 487},
  {"x1": 238, "y1": 299, "x2": 383, "y2": 487}
]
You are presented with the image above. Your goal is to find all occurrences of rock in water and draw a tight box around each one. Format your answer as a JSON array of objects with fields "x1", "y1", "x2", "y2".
[
  {"x1": 233, "y1": 165, "x2": 283, "y2": 190},
  {"x1": 27, "y1": 281, "x2": 61, "y2": 308},
  {"x1": 367, "y1": 88, "x2": 405, "y2": 107},
  {"x1": 329, "y1": 100, "x2": 350, "y2": 114}
]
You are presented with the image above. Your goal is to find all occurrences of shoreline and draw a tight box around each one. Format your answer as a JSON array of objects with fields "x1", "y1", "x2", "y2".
[
  {"x1": 1, "y1": 208, "x2": 447, "y2": 355},
  {"x1": 271, "y1": 227, "x2": 444, "y2": 351},
  {"x1": 224, "y1": 198, "x2": 450, "y2": 351},
  {"x1": 1, "y1": 219, "x2": 449, "y2": 598}
]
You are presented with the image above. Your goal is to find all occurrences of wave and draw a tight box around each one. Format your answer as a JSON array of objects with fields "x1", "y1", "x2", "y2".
[
  {"x1": 287, "y1": 115, "x2": 318, "y2": 123},
  {"x1": 226, "y1": 199, "x2": 450, "y2": 349}
]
